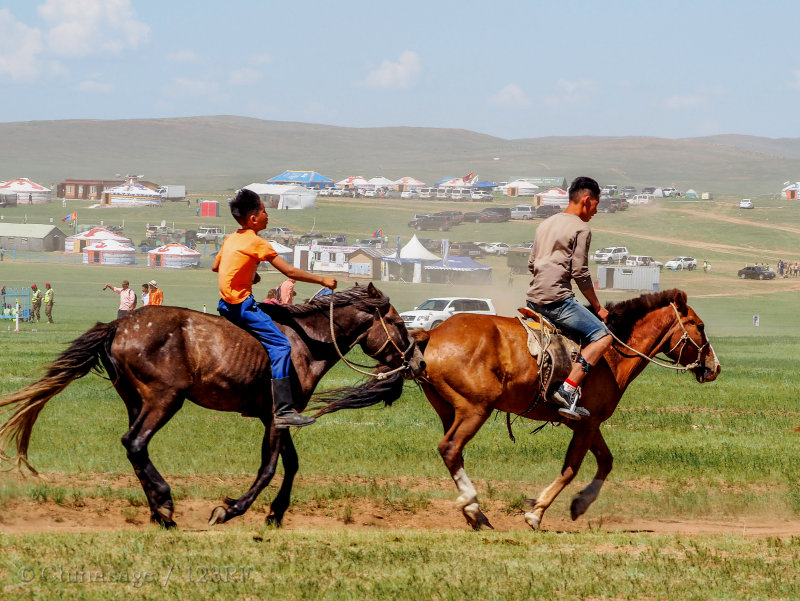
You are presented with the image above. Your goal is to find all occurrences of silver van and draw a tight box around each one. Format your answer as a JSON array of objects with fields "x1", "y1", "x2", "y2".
[{"x1": 510, "y1": 205, "x2": 535, "y2": 220}]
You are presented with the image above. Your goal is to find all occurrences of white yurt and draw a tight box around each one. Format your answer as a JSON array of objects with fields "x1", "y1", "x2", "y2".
[
  {"x1": 82, "y1": 239, "x2": 136, "y2": 265},
  {"x1": 243, "y1": 183, "x2": 316, "y2": 210},
  {"x1": 102, "y1": 176, "x2": 163, "y2": 207},
  {"x1": 64, "y1": 227, "x2": 133, "y2": 252},
  {"x1": 539, "y1": 187, "x2": 569, "y2": 207},
  {"x1": 0, "y1": 178, "x2": 52, "y2": 203},
  {"x1": 148, "y1": 242, "x2": 201, "y2": 268}
]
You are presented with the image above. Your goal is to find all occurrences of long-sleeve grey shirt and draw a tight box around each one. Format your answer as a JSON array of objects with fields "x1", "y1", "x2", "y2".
[{"x1": 526, "y1": 212, "x2": 594, "y2": 305}]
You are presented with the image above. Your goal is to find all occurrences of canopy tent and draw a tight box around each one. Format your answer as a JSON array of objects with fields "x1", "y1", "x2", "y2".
[
  {"x1": 0, "y1": 178, "x2": 51, "y2": 203},
  {"x1": 684, "y1": 189, "x2": 699, "y2": 198},
  {"x1": 243, "y1": 183, "x2": 316, "y2": 210},
  {"x1": 368, "y1": 176, "x2": 395, "y2": 188},
  {"x1": 539, "y1": 187, "x2": 569, "y2": 206},
  {"x1": 82, "y1": 239, "x2": 136, "y2": 265},
  {"x1": 64, "y1": 227, "x2": 133, "y2": 252},
  {"x1": 473, "y1": 180, "x2": 497, "y2": 189},
  {"x1": 336, "y1": 176, "x2": 370, "y2": 188},
  {"x1": 102, "y1": 176, "x2": 162, "y2": 207},
  {"x1": 424, "y1": 256, "x2": 492, "y2": 285},
  {"x1": 147, "y1": 242, "x2": 201, "y2": 269},
  {"x1": 380, "y1": 234, "x2": 440, "y2": 283},
  {"x1": 266, "y1": 170, "x2": 334, "y2": 188}
]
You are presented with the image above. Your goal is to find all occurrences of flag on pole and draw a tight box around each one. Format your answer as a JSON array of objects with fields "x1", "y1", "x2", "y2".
[
  {"x1": 61, "y1": 211, "x2": 77, "y2": 222},
  {"x1": 373, "y1": 228, "x2": 383, "y2": 238}
]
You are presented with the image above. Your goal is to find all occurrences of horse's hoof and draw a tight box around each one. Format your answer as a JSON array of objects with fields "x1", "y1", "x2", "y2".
[
  {"x1": 150, "y1": 514, "x2": 177, "y2": 529},
  {"x1": 524, "y1": 512, "x2": 541, "y2": 530},
  {"x1": 208, "y1": 506, "x2": 227, "y2": 526},
  {"x1": 265, "y1": 514, "x2": 282, "y2": 528},
  {"x1": 570, "y1": 494, "x2": 590, "y2": 521}
]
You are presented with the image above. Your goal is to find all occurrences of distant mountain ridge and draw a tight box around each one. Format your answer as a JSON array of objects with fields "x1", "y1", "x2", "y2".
[{"x1": 0, "y1": 116, "x2": 797, "y2": 194}]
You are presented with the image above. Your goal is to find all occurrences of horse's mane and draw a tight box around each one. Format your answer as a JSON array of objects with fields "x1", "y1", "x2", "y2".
[
  {"x1": 603, "y1": 289, "x2": 687, "y2": 342},
  {"x1": 258, "y1": 284, "x2": 390, "y2": 318}
]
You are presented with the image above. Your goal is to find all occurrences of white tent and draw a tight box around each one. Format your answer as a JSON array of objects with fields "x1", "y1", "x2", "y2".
[
  {"x1": 399, "y1": 234, "x2": 440, "y2": 260},
  {"x1": 103, "y1": 176, "x2": 162, "y2": 207},
  {"x1": 394, "y1": 176, "x2": 426, "y2": 188},
  {"x1": 504, "y1": 179, "x2": 539, "y2": 197},
  {"x1": 336, "y1": 176, "x2": 370, "y2": 187},
  {"x1": 148, "y1": 242, "x2": 201, "y2": 268},
  {"x1": 265, "y1": 239, "x2": 293, "y2": 263},
  {"x1": 368, "y1": 176, "x2": 395, "y2": 188},
  {"x1": 539, "y1": 187, "x2": 569, "y2": 207},
  {"x1": 244, "y1": 183, "x2": 316, "y2": 210},
  {"x1": 64, "y1": 227, "x2": 133, "y2": 252},
  {"x1": 0, "y1": 178, "x2": 51, "y2": 203},
  {"x1": 380, "y1": 235, "x2": 440, "y2": 283},
  {"x1": 82, "y1": 239, "x2": 136, "y2": 265}
]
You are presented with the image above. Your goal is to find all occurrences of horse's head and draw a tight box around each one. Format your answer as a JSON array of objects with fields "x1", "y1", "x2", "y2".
[
  {"x1": 661, "y1": 291, "x2": 721, "y2": 383},
  {"x1": 351, "y1": 283, "x2": 426, "y2": 379}
]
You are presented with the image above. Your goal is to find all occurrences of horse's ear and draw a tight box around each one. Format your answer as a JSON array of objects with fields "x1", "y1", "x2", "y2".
[
  {"x1": 366, "y1": 282, "x2": 381, "y2": 298},
  {"x1": 672, "y1": 289, "x2": 688, "y2": 313}
]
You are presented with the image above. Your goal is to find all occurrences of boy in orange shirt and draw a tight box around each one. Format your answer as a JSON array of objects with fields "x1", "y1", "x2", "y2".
[{"x1": 212, "y1": 189, "x2": 337, "y2": 428}]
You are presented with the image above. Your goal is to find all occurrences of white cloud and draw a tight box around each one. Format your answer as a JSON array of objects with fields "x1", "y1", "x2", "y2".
[
  {"x1": 167, "y1": 49, "x2": 199, "y2": 63},
  {"x1": 488, "y1": 84, "x2": 531, "y2": 108},
  {"x1": 360, "y1": 50, "x2": 421, "y2": 90},
  {"x1": 229, "y1": 67, "x2": 261, "y2": 86},
  {"x1": 544, "y1": 78, "x2": 595, "y2": 108},
  {"x1": 166, "y1": 77, "x2": 219, "y2": 97},
  {"x1": 77, "y1": 79, "x2": 113, "y2": 93},
  {"x1": 38, "y1": 0, "x2": 149, "y2": 58},
  {"x1": 251, "y1": 53, "x2": 272, "y2": 65},
  {"x1": 0, "y1": 9, "x2": 44, "y2": 81},
  {"x1": 790, "y1": 70, "x2": 800, "y2": 91},
  {"x1": 663, "y1": 94, "x2": 707, "y2": 110}
]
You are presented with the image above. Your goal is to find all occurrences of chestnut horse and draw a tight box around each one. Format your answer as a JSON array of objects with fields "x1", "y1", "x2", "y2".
[
  {"x1": 411, "y1": 289, "x2": 720, "y2": 530},
  {"x1": 0, "y1": 283, "x2": 424, "y2": 528}
]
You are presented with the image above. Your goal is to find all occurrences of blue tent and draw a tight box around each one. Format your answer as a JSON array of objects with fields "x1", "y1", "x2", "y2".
[
  {"x1": 424, "y1": 256, "x2": 492, "y2": 284},
  {"x1": 266, "y1": 170, "x2": 334, "y2": 188},
  {"x1": 473, "y1": 180, "x2": 496, "y2": 189}
]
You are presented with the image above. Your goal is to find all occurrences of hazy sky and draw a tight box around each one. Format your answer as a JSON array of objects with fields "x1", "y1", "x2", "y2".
[{"x1": 2, "y1": 0, "x2": 798, "y2": 140}]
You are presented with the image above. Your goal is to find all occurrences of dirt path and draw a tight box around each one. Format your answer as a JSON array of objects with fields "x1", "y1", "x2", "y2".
[{"x1": 2, "y1": 473, "x2": 799, "y2": 538}]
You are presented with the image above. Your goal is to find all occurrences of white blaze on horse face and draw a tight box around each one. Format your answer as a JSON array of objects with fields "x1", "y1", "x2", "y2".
[
  {"x1": 453, "y1": 467, "x2": 478, "y2": 509},
  {"x1": 707, "y1": 341, "x2": 721, "y2": 375}
]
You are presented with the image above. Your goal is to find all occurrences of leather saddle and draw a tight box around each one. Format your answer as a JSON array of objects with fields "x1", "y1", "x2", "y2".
[{"x1": 516, "y1": 306, "x2": 581, "y2": 400}]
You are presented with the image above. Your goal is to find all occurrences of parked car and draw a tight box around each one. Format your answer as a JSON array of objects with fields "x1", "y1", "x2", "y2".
[
  {"x1": 400, "y1": 297, "x2": 496, "y2": 331},
  {"x1": 534, "y1": 204, "x2": 561, "y2": 218},
  {"x1": 664, "y1": 256, "x2": 698, "y2": 271},
  {"x1": 448, "y1": 241, "x2": 484, "y2": 258},
  {"x1": 620, "y1": 186, "x2": 637, "y2": 197},
  {"x1": 299, "y1": 232, "x2": 326, "y2": 244},
  {"x1": 265, "y1": 226, "x2": 293, "y2": 237},
  {"x1": 408, "y1": 215, "x2": 451, "y2": 231},
  {"x1": 662, "y1": 187, "x2": 681, "y2": 197},
  {"x1": 593, "y1": 246, "x2": 629, "y2": 264},
  {"x1": 463, "y1": 207, "x2": 511, "y2": 223},
  {"x1": 417, "y1": 238, "x2": 443, "y2": 253},
  {"x1": 737, "y1": 265, "x2": 775, "y2": 280},
  {"x1": 482, "y1": 242, "x2": 510, "y2": 256},
  {"x1": 330, "y1": 188, "x2": 345, "y2": 196},
  {"x1": 470, "y1": 190, "x2": 493, "y2": 201},
  {"x1": 317, "y1": 234, "x2": 348, "y2": 246},
  {"x1": 601, "y1": 185, "x2": 618, "y2": 196},
  {"x1": 739, "y1": 198, "x2": 754, "y2": 209},
  {"x1": 196, "y1": 226, "x2": 223, "y2": 241},
  {"x1": 597, "y1": 198, "x2": 617, "y2": 213},
  {"x1": 641, "y1": 187, "x2": 656, "y2": 195},
  {"x1": 352, "y1": 238, "x2": 383, "y2": 248},
  {"x1": 400, "y1": 190, "x2": 419, "y2": 199},
  {"x1": 418, "y1": 187, "x2": 435, "y2": 199},
  {"x1": 433, "y1": 210, "x2": 463, "y2": 225},
  {"x1": 511, "y1": 204, "x2": 536, "y2": 220},
  {"x1": 629, "y1": 194, "x2": 654, "y2": 205},
  {"x1": 626, "y1": 255, "x2": 664, "y2": 270}
]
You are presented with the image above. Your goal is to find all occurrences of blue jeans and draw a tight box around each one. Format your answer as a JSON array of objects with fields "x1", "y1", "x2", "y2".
[
  {"x1": 217, "y1": 295, "x2": 291, "y2": 379},
  {"x1": 527, "y1": 296, "x2": 610, "y2": 345}
]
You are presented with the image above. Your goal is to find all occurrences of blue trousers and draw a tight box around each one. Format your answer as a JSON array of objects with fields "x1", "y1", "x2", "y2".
[{"x1": 217, "y1": 295, "x2": 291, "y2": 379}]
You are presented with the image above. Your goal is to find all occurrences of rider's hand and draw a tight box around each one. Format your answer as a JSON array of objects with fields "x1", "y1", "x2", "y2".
[{"x1": 323, "y1": 277, "x2": 337, "y2": 291}]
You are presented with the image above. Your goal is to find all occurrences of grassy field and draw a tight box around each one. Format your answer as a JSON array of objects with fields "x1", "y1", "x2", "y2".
[{"x1": 1, "y1": 196, "x2": 800, "y2": 599}]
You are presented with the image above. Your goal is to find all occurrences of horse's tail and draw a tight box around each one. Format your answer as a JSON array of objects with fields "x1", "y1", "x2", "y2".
[
  {"x1": 0, "y1": 321, "x2": 117, "y2": 475},
  {"x1": 310, "y1": 371, "x2": 405, "y2": 418}
]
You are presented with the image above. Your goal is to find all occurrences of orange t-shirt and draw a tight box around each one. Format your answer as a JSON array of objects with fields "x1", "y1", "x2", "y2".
[
  {"x1": 149, "y1": 289, "x2": 164, "y2": 306},
  {"x1": 215, "y1": 230, "x2": 277, "y2": 303}
]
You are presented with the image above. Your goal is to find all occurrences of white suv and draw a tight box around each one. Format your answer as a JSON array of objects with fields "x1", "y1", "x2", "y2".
[
  {"x1": 664, "y1": 256, "x2": 698, "y2": 271},
  {"x1": 196, "y1": 226, "x2": 223, "y2": 241},
  {"x1": 593, "y1": 246, "x2": 629, "y2": 264},
  {"x1": 400, "y1": 297, "x2": 496, "y2": 331}
]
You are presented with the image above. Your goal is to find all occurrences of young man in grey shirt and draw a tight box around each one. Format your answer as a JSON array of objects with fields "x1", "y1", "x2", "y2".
[{"x1": 526, "y1": 176, "x2": 612, "y2": 420}]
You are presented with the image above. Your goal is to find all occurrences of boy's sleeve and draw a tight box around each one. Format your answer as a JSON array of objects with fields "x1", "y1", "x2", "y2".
[{"x1": 254, "y1": 237, "x2": 278, "y2": 261}]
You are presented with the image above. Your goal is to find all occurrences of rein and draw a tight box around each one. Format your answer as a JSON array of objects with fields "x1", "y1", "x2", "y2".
[
  {"x1": 328, "y1": 297, "x2": 415, "y2": 380},
  {"x1": 609, "y1": 302, "x2": 704, "y2": 372}
]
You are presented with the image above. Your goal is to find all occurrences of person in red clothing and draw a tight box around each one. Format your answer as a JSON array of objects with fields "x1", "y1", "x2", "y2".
[{"x1": 212, "y1": 188, "x2": 337, "y2": 428}]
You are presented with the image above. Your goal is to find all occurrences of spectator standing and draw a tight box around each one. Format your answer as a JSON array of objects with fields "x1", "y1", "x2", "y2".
[
  {"x1": 43, "y1": 283, "x2": 55, "y2": 323},
  {"x1": 278, "y1": 278, "x2": 296, "y2": 306},
  {"x1": 148, "y1": 280, "x2": 163, "y2": 306},
  {"x1": 104, "y1": 280, "x2": 137, "y2": 319},
  {"x1": 141, "y1": 283, "x2": 150, "y2": 306},
  {"x1": 30, "y1": 284, "x2": 42, "y2": 323}
]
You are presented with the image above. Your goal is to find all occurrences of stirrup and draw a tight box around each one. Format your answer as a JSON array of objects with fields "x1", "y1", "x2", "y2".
[{"x1": 273, "y1": 411, "x2": 316, "y2": 429}]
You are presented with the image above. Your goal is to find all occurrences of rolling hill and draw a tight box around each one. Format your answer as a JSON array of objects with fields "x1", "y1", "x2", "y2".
[{"x1": 0, "y1": 116, "x2": 797, "y2": 194}]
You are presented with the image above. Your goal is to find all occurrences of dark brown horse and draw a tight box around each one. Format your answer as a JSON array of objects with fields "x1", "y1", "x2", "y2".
[
  {"x1": 411, "y1": 289, "x2": 720, "y2": 530},
  {"x1": 0, "y1": 283, "x2": 424, "y2": 528}
]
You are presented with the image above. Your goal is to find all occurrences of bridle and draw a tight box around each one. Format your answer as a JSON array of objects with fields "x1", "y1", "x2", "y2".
[
  {"x1": 328, "y1": 298, "x2": 416, "y2": 380},
  {"x1": 610, "y1": 302, "x2": 707, "y2": 372}
]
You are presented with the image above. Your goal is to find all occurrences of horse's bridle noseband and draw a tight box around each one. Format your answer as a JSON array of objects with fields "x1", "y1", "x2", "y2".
[{"x1": 329, "y1": 300, "x2": 416, "y2": 380}]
